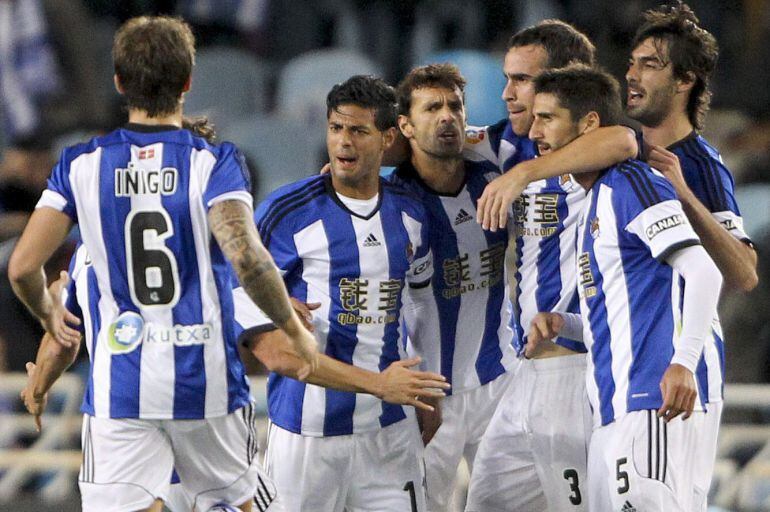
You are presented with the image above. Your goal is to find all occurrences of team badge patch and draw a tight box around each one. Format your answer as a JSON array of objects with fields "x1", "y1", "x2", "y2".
[
  {"x1": 107, "y1": 311, "x2": 144, "y2": 354},
  {"x1": 465, "y1": 128, "x2": 486, "y2": 144},
  {"x1": 590, "y1": 217, "x2": 600, "y2": 239}
]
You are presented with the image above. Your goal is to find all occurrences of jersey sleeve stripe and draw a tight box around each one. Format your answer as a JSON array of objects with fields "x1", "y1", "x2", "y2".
[
  {"x1": 257, "y1": 180, "x2": 325, "y2": 234},
  {"x1": 261, "y1": 188, "x2": 326, "y2": 247},
  {"x1": 682, "y1": 140, "x2": 727, "y2": 212},
  {"x1": 624, "y1": 161, "x2": 662, "y2": 203},
  {"x1": 618, "y1": 165, "x2": 655, "y2": 208}
]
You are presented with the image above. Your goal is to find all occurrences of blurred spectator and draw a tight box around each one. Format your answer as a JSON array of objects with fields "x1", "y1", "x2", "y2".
[
  {"x1": 0, "y1": 145, "x2": 54, "y2": 241},
  {"x1": 0, "y1": 0, "x2": 62, "y2": 147}
]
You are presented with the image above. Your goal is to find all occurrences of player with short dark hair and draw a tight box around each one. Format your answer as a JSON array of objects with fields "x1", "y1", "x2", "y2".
[
  {"x1": 390, "y1": 62, "x2": 519, "y2": 511},
  {"x1": 529, "y1": 63, "x2": 722, "y2": 511},
  {"x1": 626, "y1": 3, "x2": 758, "y2": 509},
  {"x1": 233, "y1": 74, "x2": 439, "y2": 512},
  {"x1": 9, "y1": 15, "x2": 318, "y2": 512}
]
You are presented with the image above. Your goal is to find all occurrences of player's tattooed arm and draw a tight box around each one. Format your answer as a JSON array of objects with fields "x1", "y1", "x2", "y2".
[{"x1": 209, "y1": 199, "x2": 319, "y2": 378}]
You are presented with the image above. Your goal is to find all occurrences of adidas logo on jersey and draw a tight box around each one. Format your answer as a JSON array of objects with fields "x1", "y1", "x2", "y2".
[
  {"x1": 454, "y1": 209, "x2": 473, "y2": 225},
  {"x1": 363, "y1": 233, "x2": 381, "y2": 247},
  {"x1": 621, "y1": 501, "x2": 637, "y2": 512}
]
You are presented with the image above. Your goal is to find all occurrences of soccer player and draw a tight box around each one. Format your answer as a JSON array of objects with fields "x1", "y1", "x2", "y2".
[
  {"x1": 625, "y1": 3, "x2": 758, "y2": 509},
  {"x1": 529, "y1": 64, "x2": 722, "y2": 511},
  {"x1": 389, "y1": 64, "x2": 518, "y2": 511},
  {"x1": 9, "y1": 16, "x2": 317, "y2": 512},
  {"x1": 465, "y1": 21, "x2": 636, "y2": 512},
  {"x1": 234, "y1": 75, "x2": 437, "y2": 512}
]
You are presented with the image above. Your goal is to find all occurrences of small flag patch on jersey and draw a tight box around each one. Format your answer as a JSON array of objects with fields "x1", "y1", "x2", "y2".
[
  {"x1": 454, "y1": 209, "x2": 473, "y2": 225},
  {"x1": 138, "y1": 148, "x2": 155, "y2": 159},
  {"x1": 363, "y1": 233, "x2": 381, "y2": 247}
]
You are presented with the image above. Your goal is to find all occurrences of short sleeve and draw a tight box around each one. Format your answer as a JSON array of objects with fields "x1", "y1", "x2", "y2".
[
  {"x1": 203, "y1": 143, "x2": 253, "y2": 210},
  {"x1": 64, "y1": 246, "x2": 89, "y2": 332},
  {"x1": 617, "y1": 165, "x2": 700, "y2": 260},
  {"x1": 37, "y1": 152, "x2": 77, "y2": 221},
  {"x1": 680, "y1": 153, "x2": 751, "y2": 243}
]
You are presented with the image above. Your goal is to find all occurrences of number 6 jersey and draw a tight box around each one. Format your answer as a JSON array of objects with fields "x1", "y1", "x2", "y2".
[{"x1": 37, "y1": 124, "x2": 253, "y2": 420}]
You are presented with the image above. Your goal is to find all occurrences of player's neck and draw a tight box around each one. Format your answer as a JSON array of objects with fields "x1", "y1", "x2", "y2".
[
  {"x1": 410, "y1": 150, "x2": 465, "y2": 194},
  {"x1": 573, "y1": 170, "x2": 601, "y2": 191},
  {"x1": 330, "y1": 174, "x2": 379, "y2": 200},
  {"x1": 127, "y1": 108, "x2": 183, "y2": 128},
  {"x1": 641, "y1": 110, "x2": 694, "y2": 149}
]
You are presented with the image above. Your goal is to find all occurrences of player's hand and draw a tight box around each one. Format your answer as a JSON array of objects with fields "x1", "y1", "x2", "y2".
[
  {"x1": 290, "y1": 298, "x2": 319, "y2": 332},
  {"x1": 647, "y1": 145, "x2": 692, "y2": 201},
  {"x1": 42, "y1": 271, "x2": 81, "y2": 348},
  {"x1": 658, "y1": 363, "x2": 698, "y2": 422},
  {"x1": 416, "y1": 396, "x2": 442, "y2": 446},
  {"x1": 526, "y1": 312, "x2": 565, "y2": 358},
  {"x1": 320, "y1": 163, "x2": 331, "y2": 175},
  {"x1": 375, "y1": 357, "x2": 449, "y2": 411},
  {"x1": 476, "y1": 168, "x2": 527, "y2": 232},
  {"x1": 287, "y1": 326, "x2": 320, "y2": 381},
  {"x1": 20, "y1": 362, "x2": 46, "y2": 432}
]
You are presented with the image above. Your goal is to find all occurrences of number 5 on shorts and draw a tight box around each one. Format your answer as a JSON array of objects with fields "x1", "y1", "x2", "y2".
[{"x1": 616, "y1": 457, "x2": 630, "y2": 494}]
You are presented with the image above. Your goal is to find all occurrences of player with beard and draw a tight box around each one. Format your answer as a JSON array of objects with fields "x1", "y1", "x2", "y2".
[
  {"x1": 464, "y1": 21, "x2": 638, "y2": 512},
  {"x1": 625, "y1": 3, "x2": 757, "y2": 509}
]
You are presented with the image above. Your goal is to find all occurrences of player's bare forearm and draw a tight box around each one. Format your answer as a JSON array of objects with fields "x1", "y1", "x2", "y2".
[
  {"x1": 8, "y1": 207, "x2": 73, "y2": 321},
  {"x1": 249, "y1": 328, "x2": 373, "y2": 391},
  {"x1": 248, "y1": 329, "x2": 447, "y2": 408},
  {"x1": 477, "y1": 126, "x2": 637, "y2": 231},
  {"x1": 678, "y1": 193, "x2": 758, "y2": 291},
  {"x1": 209, "y1": 200, "x2": 294, "y2": 328},
  {"x1": 32, "y1": 332, "x2": 81, "y2": 398},
  {"x1": 520, "y1": 126, "x2": 638, "y2": 181}
]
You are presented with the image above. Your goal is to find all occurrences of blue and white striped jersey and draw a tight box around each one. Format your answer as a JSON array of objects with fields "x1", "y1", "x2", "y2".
[
  {"x1": 235, "y1": 174, "x2": 432, "y2": 437},
  {"x1": 576, "y1": 160, "x2": 702, "y2": 427},
  {"x1": 38, "y1": 124, "x2": 253, "y2": 419},
  {"x1": 464, "y1": 120, "x2": 585, "y2": 356},
  {"x1": 390, "y1": 154, "x2": 516, "y2": 395},
  {"x1": 668, "y1": 132, "x2": 751, "y2": 405}
]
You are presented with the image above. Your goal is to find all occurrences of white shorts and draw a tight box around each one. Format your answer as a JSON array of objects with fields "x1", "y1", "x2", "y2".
[
  {"x1": 264, "y1": 418, "x2": 426, "y2": 512},
  {"x1": 78, "y1": 403, "x2": 276, "y2": 512},
  {"x1": 465, "y1": 354, "x2": 591, "y2": 512},
  {"x1": 588, "y1": 409, "x2": 700, "y2": 512},
  {"x1": 692, "y1": 400, "x2": 722, "y2": 511},
  {"x1": 423, "y1": 368, "x2": 514, "y2": 511}
]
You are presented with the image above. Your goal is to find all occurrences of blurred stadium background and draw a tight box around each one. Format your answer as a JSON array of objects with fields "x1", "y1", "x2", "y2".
[{"x1": 0, "y1": 1, "x2": 769, "y2": 511}]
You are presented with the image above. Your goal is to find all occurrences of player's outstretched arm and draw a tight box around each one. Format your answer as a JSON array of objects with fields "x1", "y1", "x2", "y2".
[
  {"x1": 21, "y1": 331, "x2": 81, "y2": 432},
  {"x1": 9, "y1": 208, "x2": 81, "y2": 347},
  {"x1": 477, "y1": 126, "x2": 638, "y2": 231},
  {"x1": 209, "y1": 199, "x2": 319, "y2": 379},
  {"x1": 659, "y1": 244, "x2": 722, "y2": 422},
  {"x1": 246, "y1": 329, "x2": 448, "y2": 412},
  {"x1": 648, "y1": 144, "x2": 758, "y2": 291}
]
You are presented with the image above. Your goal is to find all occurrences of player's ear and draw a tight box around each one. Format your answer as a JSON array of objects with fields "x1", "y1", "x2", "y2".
[
  {"x1": 397, "y1": 114, "x2": 414, "y2": 139},
  {"x1": 182, "y1": 76, "x2": 192, "y2": 93},
  {"x1": 113, "y1": 74, "x2": 124, "y2": 94},
  {"x1": 382, "y1": 127, "x2": 397, "y2": 150},
  {"x1": 676, "y1": 71, "x2": 696, "y2": 93},
  {"x1": 579, "y1": 111, "x2": 600, "y2": 135}
]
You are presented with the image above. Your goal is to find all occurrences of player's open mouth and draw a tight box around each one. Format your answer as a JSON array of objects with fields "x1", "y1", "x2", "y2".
[
  {"x1": 536, "y1": 143, "x2": 551, "y2": 154},
  {"x1": 336, "y1": 156, "x2": 358, "y2": 169},
  {"x1": 437, "y1": 129, "x2": 459, "y2": 142},
  {"x1": 627, "y1": 88, "x2": 644, "y2": 106}
]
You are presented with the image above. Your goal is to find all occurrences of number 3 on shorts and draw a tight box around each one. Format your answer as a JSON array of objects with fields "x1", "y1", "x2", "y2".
[{"x1": 563, "y1": 468, "x2": 582, "y2": 505}]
